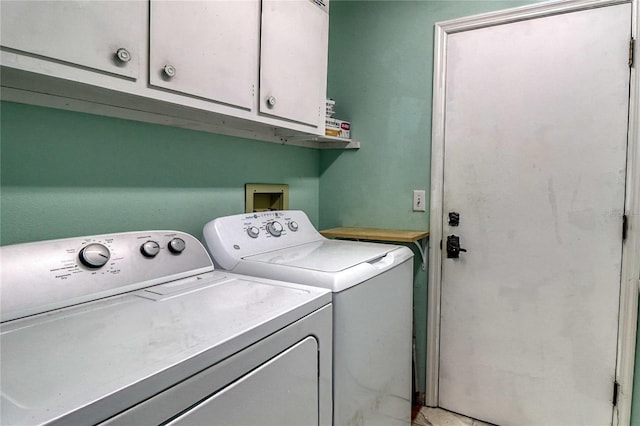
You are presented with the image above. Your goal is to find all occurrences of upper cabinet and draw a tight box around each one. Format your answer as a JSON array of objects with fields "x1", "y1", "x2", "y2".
[
  {"x1": 0, "y1": 1, "x2": 345, "y2": 148},
  {"x1": 149, "y1": 1, "x2": 259, "y2": 110},
  {"x1": 0, "y1": 1, "x2": 144, "y2": 80},
  {"x1": 260, "y1": 0, "x2": 328, "y2": 129}
]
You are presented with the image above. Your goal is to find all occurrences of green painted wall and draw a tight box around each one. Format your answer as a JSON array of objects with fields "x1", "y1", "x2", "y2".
[{"x1": 0, "y1": 101, "x2": 320, "y2": 245}]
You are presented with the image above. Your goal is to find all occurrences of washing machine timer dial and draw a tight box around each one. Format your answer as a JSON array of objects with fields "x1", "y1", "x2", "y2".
[
  {"x1": 79, "y1": 243, "x2": 111, "y2": 268},
  {"x1": 266, "y1": 221, "x2": 284, "y2": 237}
]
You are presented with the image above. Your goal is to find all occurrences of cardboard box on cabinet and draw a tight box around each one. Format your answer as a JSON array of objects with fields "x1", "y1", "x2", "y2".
[{"x1": 325, "y1": 118, "x2": 350, "y2": 139}]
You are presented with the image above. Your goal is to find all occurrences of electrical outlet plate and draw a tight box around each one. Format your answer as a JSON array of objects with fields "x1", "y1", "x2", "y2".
[{"x1": 413, "y1": 190, "x2": 426, "y2": 212}]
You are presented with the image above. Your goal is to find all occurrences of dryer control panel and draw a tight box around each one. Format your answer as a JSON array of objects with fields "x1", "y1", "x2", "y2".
[
  {"x1": 0, "y1": 231, "x2": 213, "y2": 322},
  {"x1": 203, "y1": 210, "x2": 325, "y2": 270}
]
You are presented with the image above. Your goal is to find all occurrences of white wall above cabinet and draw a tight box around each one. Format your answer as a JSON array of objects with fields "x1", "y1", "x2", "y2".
[{"x1": 0, "y1": 0, "x2": 355, "y2": 149}]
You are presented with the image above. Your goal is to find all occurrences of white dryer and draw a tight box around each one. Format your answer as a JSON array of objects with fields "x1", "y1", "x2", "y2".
[
  {"x1": 0, "y1": 230, "x2": 332, "y2": 426},
  {"x1": 204, "y1": 210, "x2": 414, "y2": 425}
]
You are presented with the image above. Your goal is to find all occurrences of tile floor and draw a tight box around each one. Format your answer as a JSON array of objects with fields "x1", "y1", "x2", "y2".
[{"x1": 412, "y1": 407, "x2": 494, "y2": 426}]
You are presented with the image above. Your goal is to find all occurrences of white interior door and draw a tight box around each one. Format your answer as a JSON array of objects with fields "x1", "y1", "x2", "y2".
[{"x1": 438, "y1": 4, "x2": 631, "y2": 425}]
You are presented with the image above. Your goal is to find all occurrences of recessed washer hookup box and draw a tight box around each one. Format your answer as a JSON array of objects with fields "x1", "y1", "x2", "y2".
[{"x1": 325, "y1": 118, "x2": 351, "y2": 139}]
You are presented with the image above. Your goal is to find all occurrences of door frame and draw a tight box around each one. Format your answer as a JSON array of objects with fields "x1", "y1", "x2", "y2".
[{"x1": 426, "y1": 0, "x2": 640, "y2": 424}]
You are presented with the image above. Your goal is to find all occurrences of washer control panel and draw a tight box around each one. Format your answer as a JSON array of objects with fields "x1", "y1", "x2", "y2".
[
  {"x1": 203, "y1": 210, "x2": 325, "y2": 270},
  {"x1": 1, "y1": 231, "x2": 213, "y2": 322},
  {"x1": 238, "y1": 212, "x2": 302, "y2": 241},
  {"x1": 240, "y1": 212, "x2": 306, "y2": 242}
]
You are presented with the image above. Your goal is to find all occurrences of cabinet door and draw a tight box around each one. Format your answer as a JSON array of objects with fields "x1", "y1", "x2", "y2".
[
  {"x1": 260, "y1": 0, "x2": 329, "y2": 128},
  {"x1": 0, "y1": 1, "x2": 143, "y2": 79},
  {"x1": 150, "y1": 0, "x2": 259, "y2": 110}
]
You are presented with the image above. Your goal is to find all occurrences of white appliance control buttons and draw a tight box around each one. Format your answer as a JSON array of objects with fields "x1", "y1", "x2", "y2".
[
  {"x1": 247, "y1": 226, "x2": 260, "y2": 238},
  {"x1": 140, "y1": 240, "x2": 161, "y2": 258},
  {"x1": 168, "y1": 238, "x2": 186, "y2": 254},
  {"x1": 266, "y1": 221, "x2": 284, "y2": 237},
  {"x1": 79, "y1": 243, "x2": 111, "y2": 268},
  {"x1": 288, "y1": 221, "x2": 299, "y2": 232}
]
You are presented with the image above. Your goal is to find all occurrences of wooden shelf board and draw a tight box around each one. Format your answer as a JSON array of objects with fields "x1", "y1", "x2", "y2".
[{"x1": 320, "y1": 227, "x2": 429, "y2": 243}]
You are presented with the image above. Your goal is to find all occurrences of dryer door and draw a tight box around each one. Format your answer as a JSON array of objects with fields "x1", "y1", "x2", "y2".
[{"x1": 167, "y1": 336, "x2": 319, "y2": 426}]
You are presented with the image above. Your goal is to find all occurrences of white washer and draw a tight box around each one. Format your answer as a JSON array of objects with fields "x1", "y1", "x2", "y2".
[
  {"x1": 203, "y1": 210, "x2": 414, "y2": 425},
  {"x1": 0, "y1": 230, "x2": 332, "y2": 426}
]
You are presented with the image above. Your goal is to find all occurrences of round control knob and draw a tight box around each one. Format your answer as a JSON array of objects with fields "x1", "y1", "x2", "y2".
[
  {"x1": 115, "y1": 48, "x2": 131, "y2": 63},
  {"x1": 168, "y1": 237, "x2": 186, "y2": 254},
  {"x1": 163, "y1": 64, "x2": 176, "y2": 79},
  {"x1": 266, "y1": 221, "x2": 284, "y2": 237},
  {"x1": 247, "y1": 226, "x2": 260, "y2": 238},
  {"x1": 140, "y1": 240, "x2": 160, "y2": 258},
  {"x1": 288, "y1": 221, "x2": 299, "y2": 232},
  {"x1": 266, "y1": 96, "x2": 277, "y2": 108},
  {"x1": 79, "y1": 243, "x2": 111, "y2": 268}
]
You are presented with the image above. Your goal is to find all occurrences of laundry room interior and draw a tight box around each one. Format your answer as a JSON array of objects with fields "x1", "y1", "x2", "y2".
[{"x1": 1, "y1": 0, "x2": 639, "y2": 425}]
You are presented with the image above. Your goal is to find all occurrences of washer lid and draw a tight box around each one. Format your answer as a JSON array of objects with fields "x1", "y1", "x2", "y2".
[
  {"x1": 0, "y1": 272, "x2": 330, "y2": 426},
  {"x1": 243, "y1": 240, "x2": 396, "y2": 272}
]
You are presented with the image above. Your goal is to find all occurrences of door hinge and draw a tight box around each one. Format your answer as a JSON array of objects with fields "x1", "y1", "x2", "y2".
[
  {"x1": 613, "y1": 381, "x2": 620, "y2": 406},
  {"x1": 630, "y1": 38, "x2": 635, "y2": 67},
  {"x1": 623, "y1": 214, "x2": 628, "y2": 241}
]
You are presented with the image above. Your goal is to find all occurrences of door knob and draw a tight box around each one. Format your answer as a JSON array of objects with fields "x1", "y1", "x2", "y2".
[{"x1": 446, "y1": 235, "x2": 467, "y2": 259}]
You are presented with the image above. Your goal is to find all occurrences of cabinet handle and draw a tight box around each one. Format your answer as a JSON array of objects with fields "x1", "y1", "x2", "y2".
[
  {"x1": 266, "y1": 96, "x2": 277, "y2": 107},
  {"x1": 115, "y1": 48, "x2": 131, "y2": 63},
  {"x1": 163, "y1": 64, "x2": 176, "y2": 79}
]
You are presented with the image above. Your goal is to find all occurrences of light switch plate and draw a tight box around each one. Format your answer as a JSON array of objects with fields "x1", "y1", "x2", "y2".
[{"x1": 413, "y1": 190, "x2": 426, "y2": 212}]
